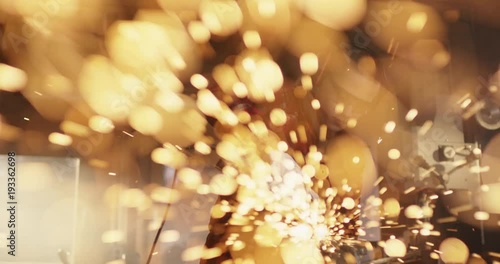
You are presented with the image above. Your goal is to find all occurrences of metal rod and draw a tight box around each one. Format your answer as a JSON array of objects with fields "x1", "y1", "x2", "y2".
[{"x1": 145, "y1": 172, "x2": 177, "y2": 264}]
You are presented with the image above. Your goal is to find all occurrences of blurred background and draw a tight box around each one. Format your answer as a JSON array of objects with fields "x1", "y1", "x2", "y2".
[{"x1": 0, "y1": 0, "x2": 499, "y2": 263}]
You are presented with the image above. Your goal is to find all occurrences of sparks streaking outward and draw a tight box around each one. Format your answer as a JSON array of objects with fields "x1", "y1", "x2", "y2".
[{"x1": 0, "y1": 0, "x2": 499, "y2": 263}]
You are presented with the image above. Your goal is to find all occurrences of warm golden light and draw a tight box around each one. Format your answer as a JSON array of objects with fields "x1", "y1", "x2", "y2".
[
  {"x1": 199, "y1": 0, "x2": 243, "y2": 36},
  {"x1": 407, "y1": 12, "x2": 428, "y2": 33},
  {"x1": 0, "y1": 64, "x2": 27, "y2": 92},
  {"x1": 190, "y1": 73, "x2": 209, "y2": 89},
  {"x1": 178, "y1": 168, "x2": 203, "y2": 190},
  {"x1": 48, "y1": 132, "x2": 73, "y2": 146},
  {"x1": 243, "y1": 30, "x2": 262, "y2": 49},
  {"x1": 88, "y1": 115, "x2": 115, "y2": 134},
  {"x1": 188, "y1": 20, "x2": 211, "y2": 43},
  {"x1": 300, "y1": 52, "x2": 319, "y2": 75},
  {"x1": 270, "y1": 108, "x2": 287, "y2": 126},
  {"x1": 129, "y1": 106, "x2": 163, "y2": 135},
  {"x1": 439, "y1": 238, "x2": 469, "y2": 264},
  {"x1": 384, "y1": 238, "x2": 407, "y2": 257}
]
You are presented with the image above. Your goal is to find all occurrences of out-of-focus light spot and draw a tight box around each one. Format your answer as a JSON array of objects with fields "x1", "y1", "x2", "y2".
[
  {"x1": 429, "y1": 252, "x2": 439, "y2": 259},
  {"x1": 232, "y1": 82, "x2": 248, "y2": 98},
  {"x1": 210, "y1": 174, "x2": 238, "y2": 195},
  {"x1": 358, "y1": 56, "x2": 377, "y2": 77},
  {"x1": 302, "y1": 0, "x2": 367, "y2": 30},
  {"x1": 242, "y1": 58, "x2": 256, "y2": 72},
  {"x1": 407, "y1": 12, "x2": 428, "y2": 33},
  {"x1": 439, "y1": 238, "x2": 469, "y2": 264},
  {"x1": 302, "y1": 164, "x2": 316, "y2": 177},
  {"x1": 383, "y1": 198, "x2": 401, "y2": 218},
  {"x1": 44, "y1": 74, "x2": 73, "y2": 96},
  {"x1": 289, "y1": 223, "x2": 313, "y2": 241},
  {"x1": 405, "y1": 109, "x2": 418, "y2": 122},
  {"x1": 301, "y1": 75, "x2": 313, "y2": 90},
  {"x1": 297, "y1": 125, "x2": 307, "y2": 143},
  {"x1": 432, "y1": 51, "x2": 451, "y2": 68},
  {"x1": 151, "y1": 71, "x2": 184, "y2": 93},
  {"x1": 352, "y1": 156, "x2": 360, "y2": 164},
  {"x1": 277, "y1": 141, "x2": 288, "y2": 152},
  {"x1": 188, "y1": 21, "x2": 211, "y2": 43},
  {"x1": 89, "y1": 116, "x2": 115, "y2": 134},
  {"x1": 151, "y1": 187, "x2": 180, "y2": 204},
  {"x1": 190, "y1": 74, "x2": 209, "y2": 89},
  {"x1": 108, "y1": 172, "x2": 116, "y2": 176},
  {"x1": 243, "y1": 31, "x2": 261, "y2": 49},
  {"x1": 489, "y1": 85, "x2": 498, "y2": 93},
  {"x1": 335, "y1": 103, "x2": 345, "y2": 114},
  {"x1": 473, "y1": 147, "x2": 482, "y2": 156},
  {"x1": 371, "y1": 197, "x2": 383, "y2": 207},
  {"x1": 151, "y1": 146, "x2": 187, "y2": 168},
  {"x1": 342, "y1": 197, "x2": 356, "y2": 210},
  {"x1": 384, "y1": 238, "x2": 407, "y2": 257},
  {"x1": 319, "y1": 124, "x2": 328, "y2": 142},
  {"x1": 388, "y1": 149, "x2": 401, "y2": 160},
  {"x1": 270, "y1": 108, "x2": 287, "y2": 126},
  {"x1": 422, "y1": 205, "x2": 434, "y2": 218},
  {"x1": 474, "y1": 211, "x2": 490, "y2": 221},
  {"x1": 420, "y1": 228, "x2": 431, "y2": 236},
  {"x1": 101, "y1": 230, "x2": 125, "y2": 243},
  {"x1": 384, "y1": 121, "x2": 396, "y2": 133},
  {"x1": 120, "y1": 188, "x2": 149, "y2": 208},
  {"x1": 0, "y1": 64, "x2": 27, "y2": 92},
  {"x1": 200, "y1": 0, "x2": 243, "y2": 36},
  {"x1": 155, "y1": 91, "x2": 185, "y2": 113},
  {"x1": 48, "y1": 132, "x2": 73, "y2": 146},
  {"x1": 249, "y1": 120, "x2": 268, "y2": 137},
  {"x1": 212, "y1": 64, "x2": 239, "y2": 94},
  {"x1": 405, "y1": 205, "x2": 423, "y2": 219},
  {"x1": 311, "y1": 99, "x2": 321, "y2": 110},
  {"x1": 197, "y1": 184, "x2": 210, "y2": 195},
  {"x1": 203, "y1": 247, "x2": 223, "y2": 260},
  {"x1": 257, "y1": 0, "x2": 276, "y2": 18},
  {"x1": 129, "y1": 106, "x2": 163, "y2": 135},
  {"x1": 300, "y1": 52, "x2": 319, "y2": 75},
  {"x1": 404, "y1": 186, "x2": 416, "y2": 194},
  {"x1": 60, "y1": 121, "x2": 90, "y2": 137},
  {"x1": 89, "y1": 159, "x2": 109, "y2": 169},
  {"x1": 178, "y1": 168, "x2": 203, "y2": 190},
  {"x1": 159, "y1": 229, "x2": 181, "y2": 243},
  {"x1": 197, "y1": 89, "x2": 222, "y2": 116},
  {"x1": 23, "y1": 117, "x2": 29, "y2": 121},
  {"x1": 461, "y1": 98, "x2": 472, "y2": 109},
  {"x1": 181, "y1": 245, "x2": 204, "y2": 262},
  {"x1": 236, "y1": 111, "x2": 251, "y2": 124},
  {"x1": 216, "y1": 140, "x2": 241, "y2": 162},
  {"x1": 194, "y1": 141, "x2": 212, "y2": 155},
  {"x1": 370, "y1": 177, "x2": 382, "y2": 188},
  {"x1": 211, "y1": 204, "x2": 226, "y2": 219},
  {"x1": 251, "y1": 59, "x2": 284, "y2": 94},
  {"x1": 470, "y1": 165, "x2": 490, "y2": 174},
  {"x1": 106, "y1": 259, "x2": 125, "y2": 264},
  {"x1": 232, "y1": 240, "x2": 246, "y2": 251},
  {"x1": 347, "y1": 118, "x2": 357, "y2": 128},
  {"x1": 254, "y1": 223, "x2": 284, "y2": 247},
  {"x1": 443, "y1": 190, "x2": 453, "y2": 195}
]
